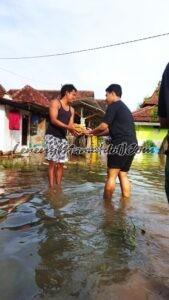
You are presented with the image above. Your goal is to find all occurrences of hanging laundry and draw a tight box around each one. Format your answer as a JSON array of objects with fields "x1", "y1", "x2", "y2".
[{"x1": 8, "y1": 110, "x2": 21, "y2": 130}]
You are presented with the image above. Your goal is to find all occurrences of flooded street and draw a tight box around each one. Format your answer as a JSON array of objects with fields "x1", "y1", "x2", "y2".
[{"x1": 0, "y1": 153, "x2": 169, "y2": 300}]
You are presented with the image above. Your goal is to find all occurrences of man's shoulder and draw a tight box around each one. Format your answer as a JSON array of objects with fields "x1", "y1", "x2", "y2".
[
  {"x1": 119, "y1": 100, "x2": 131, "y2": 110},
  {"x1": 50, "y1": 98, "x2": 60, "y2": 104},
  {"x1": 50, "y1": 99, "x2": 60, "y2": 108},
  {"x1": 113, "y1": 100, "x2": 128, "y2": 111},
  {"x1": 70, "y1": 106, "x2": 74, "y2": 114},
  {"x1": 108, "y1": 100, "x2": 122, "y2": 108}
]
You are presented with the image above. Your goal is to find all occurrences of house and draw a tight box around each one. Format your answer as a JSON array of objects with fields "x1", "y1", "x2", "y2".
[
  {"x1": 132, "y1": 84, "x2": 167, "y2": 147},
  {"x1": 0, "y1": 85, "x2": 49, "y2": 154},
  {"x1": 37, "y1": 89, "x2": 106, "y2": 127},
  {"x1": 0, "y1": 85, "x2": 106, "y2": 154}
]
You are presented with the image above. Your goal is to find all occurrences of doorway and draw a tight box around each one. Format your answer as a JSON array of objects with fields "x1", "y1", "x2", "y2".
[{"x1": 22, "y1": 115, "x2": 29, "y2": 146}]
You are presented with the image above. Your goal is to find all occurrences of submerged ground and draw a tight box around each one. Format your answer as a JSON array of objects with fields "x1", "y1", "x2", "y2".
[{"x1": 0, "y1": 153, "x2": 169, "y2": 300}]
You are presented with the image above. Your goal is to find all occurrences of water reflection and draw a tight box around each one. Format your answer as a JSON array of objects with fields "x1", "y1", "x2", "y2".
[
  {"x1": 0, "y1": 153, "x2": 168, "y2": 299},
  {"x1": 34, "y1": 188, "x2": 137, "y2": 298},
  {"x1": 35, "y1": 189, "x2": 80, "y2": 298},
  {"x1": 98, "y1": 198, "x2": 136, "y2": 285}
]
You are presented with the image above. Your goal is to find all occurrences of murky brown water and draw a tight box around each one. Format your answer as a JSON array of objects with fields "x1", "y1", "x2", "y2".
[{"x1": 0, "y1": 153, "x2": 169, "y2": 300}]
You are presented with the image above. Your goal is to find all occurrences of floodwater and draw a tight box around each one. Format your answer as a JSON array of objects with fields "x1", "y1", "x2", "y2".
[{"x1": 0, "y1": 153, "x2": 169, "y2": 300}]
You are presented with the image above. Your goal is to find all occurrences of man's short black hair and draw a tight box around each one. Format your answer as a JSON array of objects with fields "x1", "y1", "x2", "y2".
[
  {"x1": 105, "y1": 84, "x2": 122, "y2": 97},
  {"x1": 60, "y1": 84, "x2": 77, "y2": 98}
]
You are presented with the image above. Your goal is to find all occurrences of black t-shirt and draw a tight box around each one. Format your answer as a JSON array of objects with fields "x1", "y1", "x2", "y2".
[
  {"x1": 158, "y1": 63, "x2": 169, "y2": 119},
  {"x1": 102, "y1": 100, "x2": 137, "y2": 144}
]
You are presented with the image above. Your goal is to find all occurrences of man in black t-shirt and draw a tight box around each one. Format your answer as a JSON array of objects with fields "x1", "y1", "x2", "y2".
[
  {"x1": 88, "y1": 84, "x2": 137, "y2": 201},
  {"x1": 158, "y1": 63, "x2": 169, "y2": 202}
]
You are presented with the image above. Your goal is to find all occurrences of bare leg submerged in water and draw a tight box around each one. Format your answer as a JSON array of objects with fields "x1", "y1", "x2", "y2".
[
  {"x1": 48, "y1": 161, "x2": 64, "y2": 189},
  {"x1": 118, "y1": 171, "x2": 131, "y2": 198},
  {"x1": 55, "y1": 163, "x2": 64, "y2": 186},
  {"x1": 104, "y1": 168, "x2": 131, "y2": 201}
]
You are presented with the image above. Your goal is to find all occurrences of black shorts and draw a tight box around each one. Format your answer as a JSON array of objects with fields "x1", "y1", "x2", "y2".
[{"x1": 107, "y1": 153, "x2": 135, "y2": 172}]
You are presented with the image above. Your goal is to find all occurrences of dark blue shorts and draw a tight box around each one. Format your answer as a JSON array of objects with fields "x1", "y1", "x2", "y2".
[{"x1": 107, "y1": 153, "x2": 135, "y2": 172}]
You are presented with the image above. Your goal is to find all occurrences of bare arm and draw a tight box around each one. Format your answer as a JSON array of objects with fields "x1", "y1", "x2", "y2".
[
  {"x1": 69, "y1": 107, "x2": 75, "y2": 126},
  {"x1": 67, "y1": 107, "x2": 79, "y2": 136},
  {"x1": 90, "y1": 122, "x2": 109, "y2": 136},
  {"x1": 96, "y1": 128, "x2": 109, "y2": 136}
]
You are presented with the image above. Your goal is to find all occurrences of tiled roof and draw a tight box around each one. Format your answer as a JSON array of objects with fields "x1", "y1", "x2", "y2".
[
  {"x1": 132, "y1": 84, "x2": 160, "y2": 122},
  {"x1": 75, "y1": 91, "x2": 94, "y2": 100},
  {"x1": 8, "y1": 87, "x2": 105, "y2": 113},
  {"x1": 9, "y1": 89, "x2": 95, "y2": 101},
  {"x1": 141, "y1": 91, "x2": 158, "y2": 107},
  {"x1": 132, "y1": 106, "x2": 159, "y2": 122},
  {"x1": 0, "y1": 84, "x2": 6, "y2": 98},
  {"x1": 8, "y1": 86, "x2": 106, "y2": 114},
  {"x1": 72, "y1": 98, "x2": 106, "y2": 114},
  {"x1": 141, "y1": 83, "x2": 160, "y2": 108},
  {"x1": 96, "y1": 99, "x2": 107, "y2": 111},
  {"x1": 10, "y1": 85, "x2": 49, "y2": 108},
  {"x1": 39, "y1": 90, "x2": 95, "y2": 101}
]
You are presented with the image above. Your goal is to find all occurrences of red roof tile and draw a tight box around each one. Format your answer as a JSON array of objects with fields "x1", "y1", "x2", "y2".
[
  {"x1": 39, "y1": 90, "x2": 94, "y2": 101},
  {"x1": 141, "y1": 83, "x2": 160, "y2": 108},
  {"x1": 9, "y1": 89, "x2": 95, "y2": 101},
  {"x1": 10, "y1": 85, "x2": 49, "y2": 108},
  {"x1": 141, "y1": 91, "x2": 158, "y2": 107},
  {"x1": 96, "y1": 99, "x2": 107, "y2": 111},
  {"x1": 132, "y1": 84, "x2": 160, "y2": 122},
  {"x1": 72, "y1": 98, "x2": 106, "y2": 114},
  {"x1": 132, "y1": 106, "x2": 159, "y2": 122}
]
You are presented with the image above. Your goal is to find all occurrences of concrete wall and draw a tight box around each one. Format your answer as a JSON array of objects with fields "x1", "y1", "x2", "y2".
[
  {"x1": 0, "y1": 105, "x2": 31, "y2": 153},
  {"x1": 29, "y1": 117, "x2": 46, "y2": 148},
  {"x1": 135, "y1": 125, "x2": 168, "y2": 147},
  {"x1": 0, "y1": 105, "x2": 22, "y2": 152},
  {"x1": 0, "y1": 106, "x2": 6, "y2": 151}
]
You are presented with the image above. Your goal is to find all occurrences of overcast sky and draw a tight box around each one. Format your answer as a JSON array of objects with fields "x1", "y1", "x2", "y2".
[{"x1": 0, "y1": 0, "x2": 169, "y2": 111}]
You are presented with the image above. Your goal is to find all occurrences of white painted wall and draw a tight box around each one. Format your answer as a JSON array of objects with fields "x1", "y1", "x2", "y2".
[
  {"x1": 0, "y1": 106, "x2": 6, "y2": 152},
  {"x1": 0, "y1": 105, "x2": 30, "y2": 153}
]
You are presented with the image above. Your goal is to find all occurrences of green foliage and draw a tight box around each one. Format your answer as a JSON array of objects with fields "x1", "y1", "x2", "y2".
[
  {"x1": 143, "y1": 96, "x2": 150, "y2": 102},
  {"x1": 150, "y1": 106, "x2": 158, "y2": 122},
  {"x1": 142, "y1": 139, "x2": 156, "y2": 148},
  {"x1": 0, "y1": 158, "x2": 41, "y2": 170}
]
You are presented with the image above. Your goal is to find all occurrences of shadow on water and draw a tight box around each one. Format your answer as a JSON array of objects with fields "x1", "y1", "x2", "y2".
[{"x1": 0, "y1": 153, "x2": 169, "y2": 299}]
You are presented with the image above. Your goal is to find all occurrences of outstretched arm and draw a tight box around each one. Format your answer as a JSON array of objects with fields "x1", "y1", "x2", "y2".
[
  {"x1": 89, "y1": 122, "x2": 109, "y2": 136},
  {"x1": 96, "y1": 128, "x2": 109, "y2": 136}
]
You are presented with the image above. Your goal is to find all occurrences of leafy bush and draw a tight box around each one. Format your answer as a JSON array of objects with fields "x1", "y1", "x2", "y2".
[{"x1": 143, "y1": 139, "x2": 156, "y2": 148}]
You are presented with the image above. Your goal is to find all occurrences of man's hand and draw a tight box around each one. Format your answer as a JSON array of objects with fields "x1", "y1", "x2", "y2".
[
  {"x1": 84, "y1": 128, "x2": 93, "y2": 136},
  {"x1": 87, "y1": 122, "x2": 108, "y2": 136},
  {"x1": 67, "y1": 124, "x2": 80, "y2": 136}
]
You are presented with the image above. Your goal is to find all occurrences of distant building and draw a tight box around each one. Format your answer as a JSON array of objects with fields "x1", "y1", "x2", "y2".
[
  {"x1": 0, "y1": 85, "x2": 49, "y2": 154},
  {"x1": 132, "y1": 84, "x2": 168, "y2": 147},
  {"x1": 0, "y1": 84, "x2": 106, "y2": 154}
]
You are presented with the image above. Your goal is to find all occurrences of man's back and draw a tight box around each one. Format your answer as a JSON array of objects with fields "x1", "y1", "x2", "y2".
[{"x1": 103, "y1": 100, "x2": 137, "y2": 144}]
